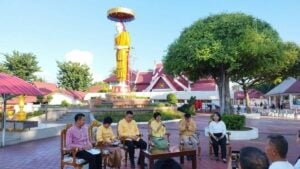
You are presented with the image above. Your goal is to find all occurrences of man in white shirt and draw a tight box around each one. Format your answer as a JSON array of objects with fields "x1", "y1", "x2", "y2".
[{"x1": 265, "y1": 134, "x2": 294, "y2": 169}]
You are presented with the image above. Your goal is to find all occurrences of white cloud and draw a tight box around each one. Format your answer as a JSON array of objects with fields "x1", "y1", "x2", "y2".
[
  {"x1": 91, "y1": 70, "x2": 103, "y2": 83},
  {"x1": 65, "y1": 49, "x2": 94, "y2": 66}
]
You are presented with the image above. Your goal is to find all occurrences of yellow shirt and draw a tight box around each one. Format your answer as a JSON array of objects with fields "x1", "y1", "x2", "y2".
[
  {"x1": 96, "y1": 125, "x2": 116, "y2": 143},
  {"x1": 179, "y1": 119, "x2": 196, "y2": 136},
  {"x1": 150, "y1": 120, "x2": 166, "y2": 138},
  {"x1": 117, "y1": 119, "x2": 139, "y2": 138}
]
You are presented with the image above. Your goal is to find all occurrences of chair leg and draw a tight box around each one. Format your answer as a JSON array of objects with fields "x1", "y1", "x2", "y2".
[
  {"x1": 125, "y1": 150, "x2": 128, "y2": 167},
  {"x1": 209, "y1": 144, "x2": 213, "y2": 159},
  {"x1": 198, "y1": 146, "x2": 201, "y2": 159}
]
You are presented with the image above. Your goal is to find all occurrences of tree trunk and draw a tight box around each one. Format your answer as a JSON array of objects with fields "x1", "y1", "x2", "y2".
[
  {"x1": 215, "y1": 68, "x2": 232, "y2": 114},
  {"x1": 242, "y1": 87, "x2": 251, "y2": 113}
]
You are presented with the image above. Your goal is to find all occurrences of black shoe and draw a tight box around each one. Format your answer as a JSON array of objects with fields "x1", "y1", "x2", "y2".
[
  {"x1": 130, "y1": 163, "x2": 136, "y2": 169},
  {"x1": 187, "y1": 156, "x2": 192, "y2": 161}
]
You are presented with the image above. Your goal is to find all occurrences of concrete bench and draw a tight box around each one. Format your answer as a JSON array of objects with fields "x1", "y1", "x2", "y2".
[{"x1": 5, "y1": 120, "x2": 38, "y2": 131}]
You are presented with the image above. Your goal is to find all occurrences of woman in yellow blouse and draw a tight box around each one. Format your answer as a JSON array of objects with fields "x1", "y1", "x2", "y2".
[
  {"x1": 97, "y1": 116, "x2": 122, "y2": 168},
  {"x1": 149, "y1": 112, "x2": 168, "y2": 150},
  {"x1": 179, "y1": 113, "x2": 199, "y2": 149}
]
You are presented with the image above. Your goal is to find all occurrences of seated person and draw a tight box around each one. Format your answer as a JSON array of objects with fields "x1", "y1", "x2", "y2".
[
  {"x1": 179, "y1": 113, "x2": 199, "y2": 149},
  {"x1": 265, "y1": 134, "x2": 294, "y2": 169},
  {"x1": 149, "y1": 112, "x2": 169, "y2": 150},
  {"x1": 153, "y1": 158, "x2": 182, "y2": 169},
  {"x1": 209, "y1": 112, "x2": 227, "y2": 163},
  {"x1": 227, "y1": 146, "x2": 269, "y2": 169},
  {"x1": 96, "y1": 116, "x2": 122, "y2": 168},
  {"x1": 66, "y1": 113, "x2": 102, "y2": 169},
  {"x1": 118, "y1": 111, "x2": 147, "y2": 169}
]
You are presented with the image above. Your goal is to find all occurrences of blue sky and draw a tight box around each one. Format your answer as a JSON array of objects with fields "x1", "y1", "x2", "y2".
[{"x1": 0, "y1": 0, "x2": 299, "y2": 83}]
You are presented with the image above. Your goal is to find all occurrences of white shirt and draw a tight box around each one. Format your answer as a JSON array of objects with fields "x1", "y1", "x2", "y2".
[
  {"x1": 269, "y1": 161, "x2": 294, "y2": 169},
  {"x1": 295, "y1": 159, "x2": 300, "y2": 169},
  {"x1": 208, "y1": 121, "x2": 226, "y2": 135}
]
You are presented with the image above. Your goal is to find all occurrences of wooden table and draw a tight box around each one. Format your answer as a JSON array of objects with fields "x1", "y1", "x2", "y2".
[{"x1": 140, "y1": 146, "x2": 197, "y2": 169}]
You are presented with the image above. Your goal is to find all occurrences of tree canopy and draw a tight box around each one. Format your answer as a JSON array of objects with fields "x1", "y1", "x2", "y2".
[
  {"x1": 2, "y1": 51, "x2": 40, "y2": 81},
  {"x1": 57, "y1": 61, "x2": 93, "y2": 91},
  {"x1": 163, "y1": 13, "x2": 293, "y2": 113}
]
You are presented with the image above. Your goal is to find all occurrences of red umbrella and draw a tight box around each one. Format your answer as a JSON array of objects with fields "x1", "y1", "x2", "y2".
[{"x1": 0, "y1": 73, "x2": 42, "y2": 146}]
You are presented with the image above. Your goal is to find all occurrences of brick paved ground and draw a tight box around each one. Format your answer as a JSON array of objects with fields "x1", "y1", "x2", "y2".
[{"x1": 0, "y1": 114, "x2": 300, "y2": 169}]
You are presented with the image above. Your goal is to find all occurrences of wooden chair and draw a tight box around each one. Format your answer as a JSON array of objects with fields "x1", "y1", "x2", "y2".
[
  {"x1": 88, "y1": 120, "x2": 101, "y2": 147},
  {"x1": 60, "y1": 124, "x2": 88, "y2": 169},
  {"x1": 179, "y1": 130, "x2": 201, "y2": 159},
  {"x1": 147, "y1": 119, "x2": 170, "y2": 150},
  {"x1": 208, "y1": 131, "x2": 232, "y2": 159},
  {"x1": 88, "y1": 120, "x2": 113, "y2": 169},
  {"x1": 116, "y1": 122, "x2": 143, "y2": 167}
]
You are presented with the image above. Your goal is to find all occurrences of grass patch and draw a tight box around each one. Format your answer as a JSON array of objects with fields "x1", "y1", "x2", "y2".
[
  {"x1": 94, "y1": 110, "x2": 183, "y2": 123},
  {"x1": 27, "y1": 111, "x2": 45, "y2": 119}
]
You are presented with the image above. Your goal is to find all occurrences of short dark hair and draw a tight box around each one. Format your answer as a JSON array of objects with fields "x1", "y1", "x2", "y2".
[
  {"x1": 184, "y1": 113, "x2": 191, "y2": 118},
  {"x1": 74, "y1": 113, "x2": 85, "y2": 122},
  {"x1": 153, "y1": 158, "x2": 182, "y2": 169},
  {"x1": 153, "y1": 112, "x2": 161, "y2": 119},
  {"x1": 103, "y1": 116, "x2": 113, "y2": 124},
  {"x1": 126, "y1": 110, "x2": 133, "y2": 115},
  {"x1": 267, "y1": 134, "x2": 288, "y2": 158},
  {"x1": 240, "y1": 147, "x2": 269, "y2": 169},
  {"x1": 213, "y1": 112, "x2": 221, "y2": 121}
]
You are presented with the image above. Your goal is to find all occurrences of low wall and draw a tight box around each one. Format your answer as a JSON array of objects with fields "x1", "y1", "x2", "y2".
[
  {"x1": 0, "y1": 123, "x2": 66, "y2": 146},
  {"x1": 30, "y1": 107, "x2": 68, "y2": 122},
  {"x1": 204, "y1": 127, "x2": 259, "y2": 140},
  {"x1": 91, "y1": 106, "x2": 176, "y2": 113}
]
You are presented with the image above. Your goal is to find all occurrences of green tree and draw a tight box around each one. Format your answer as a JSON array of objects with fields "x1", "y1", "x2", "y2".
[
  {"x1": 3, "y1": 51, "x2": 40, "y2": 81},
  {"x1": 93, "y1": 81, "x2": 111, "y2": 93},
  {"x1": 57, "y1": 61, "x2": 93, "y2": 91},
  {"x1": 36, "y1": 95, "x2": 44, "y2": 104},
  {"x1": 46, "y1": 95, "x2": 53, "y2": 104},
  {"x1": 164, "y1": 13, "x2": 286, "y2": 114},
  {"x1": 166, "y1": 93, "x2": 177, "y2": 105}
]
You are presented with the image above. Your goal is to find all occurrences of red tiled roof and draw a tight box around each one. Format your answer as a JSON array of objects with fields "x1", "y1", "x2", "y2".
[
  {"x1": 87, "y1": 85, "x2": 102, "y2": 93},
  {"x1": 176, "y1": 76, "x2": 189, "y2": 88},
  {"x1": 0, "y1": 73, "x2": 42, "y2": 96},
  {"x1": 7, "y1": 96, "x2": 37, "y2": 105},
  {"x1": 191, "y1": 79, "x2": 216, "y2": 91},
  {"x1": 234, "y1": 89, "x2": 264, "y2": 99},
  {"x1": 165, "y1": 75, "x2": 184, "y2": 91},
  {"x1": 135, "y1": 84, "x2": 149, "y2": 92},
  {"x1": 33, "y1": 81, "x2": 58, "y2": 95},
  {"x1": 135, "y1": 72, "x2": 153, "y2": 84},
  {"x1": 104, "y1": 75, "x2": 118, "y2": 83},
  {"x1": 285, "y1": 80, "x2": 300, "y2": 93}
]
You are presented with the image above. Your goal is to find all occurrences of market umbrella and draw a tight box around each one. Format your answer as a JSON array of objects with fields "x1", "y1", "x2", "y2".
[{"x1": 0, "y1": 73, "x2": 42, "y2": 146}]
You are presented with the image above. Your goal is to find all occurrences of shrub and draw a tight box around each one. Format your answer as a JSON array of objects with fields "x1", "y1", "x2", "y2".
[
  {"x1": 166, "y1": 93, "x2": 177, "y2": 105},
  {"x1": 94, "y1": 110, "x2": 182, "y2": 123},
  {"x1": 27, "y1": 111, "x2": 45, "y2": 119},
  {"x1": 177, "y1": 96, "x2": 196, "y2": 115},
  {"x1": 222, "y1": 114, "x2": 246, "y2": 130},
  {"x1": 61, "y1": 100, "x2": 70, "y2": 107}
]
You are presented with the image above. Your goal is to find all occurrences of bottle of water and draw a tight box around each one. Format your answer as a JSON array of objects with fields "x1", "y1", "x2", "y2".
[{"x1": 180, "y1": 140, "x2": 184, "y2": 151}]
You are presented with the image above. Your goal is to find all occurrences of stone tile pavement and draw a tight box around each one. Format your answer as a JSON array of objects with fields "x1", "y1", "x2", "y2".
[{"x1": 0, "y1": 114, "x2": 300, "y2": 169}]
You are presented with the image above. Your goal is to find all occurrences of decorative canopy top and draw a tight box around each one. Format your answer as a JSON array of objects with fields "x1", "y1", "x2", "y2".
[{"x1": 107, "y1": 7, "x2": 135, "y2": 22}]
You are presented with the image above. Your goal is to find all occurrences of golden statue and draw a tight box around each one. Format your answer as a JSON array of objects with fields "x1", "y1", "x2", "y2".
[
  {"x1": 16, "y1": 95, "x2": 26, "y2": 120},
  {"x1": 108, "y1": 7, "x2": 135, "y2": 93},
  {"x1": 115, "y1": 22, "x2": 130, "y2": 83}
]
